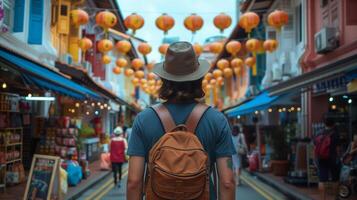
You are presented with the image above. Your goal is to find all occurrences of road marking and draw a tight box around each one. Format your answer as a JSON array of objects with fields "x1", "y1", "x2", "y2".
[
  {"x1": 94, "y1": 170, "x2": 128, "y2": 200},
  {"x1": 241, "y1": 175, "x2": 275, "y2": 200},
  {"x1": 85, "y1": 168, "x2": 128, "y2": 200}
]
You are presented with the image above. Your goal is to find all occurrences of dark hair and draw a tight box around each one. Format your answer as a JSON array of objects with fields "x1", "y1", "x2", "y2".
[
  {"x1": 159, "y1": 78, "x2": 205, "y2": 102},
  {"x1": 324, "y1": 117, "x2": 335, "y2": 127},
  {"x1": 232, "y1": 125, "x2": 239, "y2": 136}
]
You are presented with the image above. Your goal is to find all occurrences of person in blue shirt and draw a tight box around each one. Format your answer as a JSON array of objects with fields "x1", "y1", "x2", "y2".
[{"x1": 126, "y1": 42, "x2": 236, "y2": 200}]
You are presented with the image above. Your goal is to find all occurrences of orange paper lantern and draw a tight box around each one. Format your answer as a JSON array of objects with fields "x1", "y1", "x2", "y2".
[
  {"x1": 124, "y1": 13, "x2": 145, "y2": 34},
  {"x1": 148, "y1": 79, "x2": 156, "y2": 86},
  {"x1": 268, "y1": 10, "x2": 289, "y2": 30},
  {"x1": 147, "y1": 72, "x2": 157, "y2": 80},
  {"x1": 209, "y1": 42, "x2": 224, "y2": 54},
  {"x1": 234, "y1": 67, "x2": 241, "y2": 75},
  {"x1": 223, "y1": 68, "x2": 233, "y2": 78},
  {"x1": 210, "y1": 79, "x2": 217, "y2": 85},
  {"x1": 124, "y1": 68, "x2": 134, "y2": 77},
  {"x1": 96, "y1": 11, "x2": 117, "y2": 30},
  {"x1": 135, "y1": 70, "x2": 145, "y2": 79},
  {"x1": 202, "y1": 79, "x2": 208, "y2": 87},
  {"x1": 225, "y1": 41, "x2": 242, "y2": 56},
  {"x1": 263, "y1": 39, "x2": 279, "y2": 52},
  {"x1": 131, "y1": 78, "x2": 140, "y2": 86},
  {"x1": 71, "y1": 9, "x2": 89, "y2": 26},
  {"x1": 213, "y1": 13, "x2": 232, "y2": 33},
  {"x1": 230, "y1": 58, "x2": 244, "y2": 69},
  {"x1": 159, "y1": 44, "x2": 169, "y2": 55},
  {"x1": 184, "y1": 14, "x2": 204, "y2": 33},
  {"x1": 217, "y1": 59, "x2": 229, "y2": 70},
  {"x1": 112, "y1": 67, "x2": 121, "y2": 75},
  {"x1": 216, "y1": 76, "x2": 224, "y2": 86},
  {"x1": 116, "y1": 58, "x2": 128, "y2": 68},
  {"x1": 131, "y1": 58, "x2": 144, "y2": 70},
  {"x1": 156, "y1": 13, "x2": 175, "y2": 34},
  {"x1": 146, "y1": 61, "x2": 155, "y2": 71},
  {"x1": 213, "y1": 69, "x2": 223, "y2": 79},
  {"x1": 102, "y1": 55, "x2": 111, "y2": 64},
  {"x1": 97, "y1": 39, "x2": 113, "y2": 53},
  {"x1": 193, "y1": 43, "x2": 203, "y2": 56},
  {"x1": 138, "y1": 43, "x2": 152, "y2": 55},
  {"x1": 204, "y1": 72, "x2": 213, "y2": 81},
  {"x1": 78, "y1": 38, "x2": 92, "y2": 52},
  {"x1": 239, "y1": 12, "x2": 260, "y2": 33},
  {"x1": 140, "y1": 79, "x2": 148, "y2": 85},
  {"x1": 245, "y1": 39, "x2": 260, "y2": 53},
  {"x1": 245, "y1": 57, "x2": 256, "y2": 67},
  {"x1": 116, "y1": 40, "x2": 132, "y2": 54}
]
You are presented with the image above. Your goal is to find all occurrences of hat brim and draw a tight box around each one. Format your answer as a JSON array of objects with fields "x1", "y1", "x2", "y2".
[{"x1": 153, "y1": 59, "x2": 211, "y2": 82}]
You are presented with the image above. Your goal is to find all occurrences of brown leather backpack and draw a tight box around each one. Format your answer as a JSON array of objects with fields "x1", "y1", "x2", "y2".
[{"x1": 145, "y1": 103, "x2": 210, "y2": 200}]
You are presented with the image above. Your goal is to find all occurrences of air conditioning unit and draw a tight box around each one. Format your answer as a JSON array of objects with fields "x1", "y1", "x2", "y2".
[
  {"x1": 315, "y1": 27, "x2": 339, "y2": 54},
  {"x1": 82, "y1": 61, "x2": 92, "y2": 73},
  {"x1": 60, "y1": 53, "x2": 72, "y2": 65}
]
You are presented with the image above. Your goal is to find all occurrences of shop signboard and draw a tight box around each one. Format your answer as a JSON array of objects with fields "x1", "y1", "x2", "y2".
[
  {"x1": 313, "y1": 75, "x2": 347, "y2": 94},
  {"x1": 23, "y1": 154, "x2": 61, "y2": 200}
]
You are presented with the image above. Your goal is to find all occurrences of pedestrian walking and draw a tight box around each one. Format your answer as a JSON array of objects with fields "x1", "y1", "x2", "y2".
[
  {"x1": 126, "y1": 42, "x2": 236, "y2": 200},
  {"x1": 314, "y1": 117, "x2": 340, "y2": 199},
  {"x1": 232, "y1": 125, "x2": 248, "y2": 186},
  {"x1": 110, "y1": 126, "x2": 128, "y2": 188}
]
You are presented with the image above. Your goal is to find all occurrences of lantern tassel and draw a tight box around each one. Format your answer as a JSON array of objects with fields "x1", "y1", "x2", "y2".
[
  {"x1": 226, "y1": 77, "x2": 233, "y2": 98},
  {"x1": 252, "y1": 52, "x2": 257, "y2": 76}
]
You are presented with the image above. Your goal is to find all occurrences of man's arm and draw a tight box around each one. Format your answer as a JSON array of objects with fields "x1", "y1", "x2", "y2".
[
  {"x1": 217, "y1": 156, "x2": 236, "y2": 200},
  {"x1": 127, "y1": 156, "x2": 145, "y2": 200}
]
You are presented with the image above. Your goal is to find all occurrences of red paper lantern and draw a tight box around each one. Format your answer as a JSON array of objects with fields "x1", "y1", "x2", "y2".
[
  {"x1": 116, "y1": 58, "x2": 127, "y2": 68},
  {"x1": 213, "y1": 13, "x2": 232, "y2": 33},
  {"x1": 268, "y1": 10, "x2": 289, "y2": 30},
  {"x1": 116, "y1": 40, "x2": 132, "y2": 54},
  {"x1": 131, "y1": 58, "x2": 144, "y2": 71},
  {"x1": 263, "y1": 39, "x2": 279, "y2": 52},
  {"x1": 138, "y1": 43, "x2": 152, "y2": 56},
  {"x1": 124, "y1": 13, "x2": 145, "y2": 34},
  {"x1": 96, "y1": 11, "x2": 117, "y2": 30},
  {"x1": 239, "y1": 12, "x2": 260, "y2": 33},
  {"x1": 71, "y1": 9, "x2": 89, "y2": 26},
  {"x1": 97, "y1": 39, "x2": 113, "y2": 53},
  {"x1": 204, "y1": 72, "x2": 213, "y2": 81},
  {"x1": 225, "y1": 41, "x2": 242, "y2": 56},
  {"x1": 184, "y1": 14, "x2": 204, "y2": 33},
  {"x1": 156, "y1": 13, "x2": 175, "y2": 34},
  {"x1": 112, "y1": 67, "x2": 121, "y2": 75},
  {"x1": 147, "y1": 72, "x2": 157, "y2": 80},
  {"x1": 78, "y1": 38, "x2": 92, "y2": 52}
]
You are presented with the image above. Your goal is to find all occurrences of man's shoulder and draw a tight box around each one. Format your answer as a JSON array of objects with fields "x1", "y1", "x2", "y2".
[{"x1": 203, "y1": 106, "x2": 227, "y2": 120}]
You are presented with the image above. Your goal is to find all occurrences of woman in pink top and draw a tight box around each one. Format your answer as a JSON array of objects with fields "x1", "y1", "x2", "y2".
[{"x1": 110, "y1": 126, "x2": 128, "y2": 187}]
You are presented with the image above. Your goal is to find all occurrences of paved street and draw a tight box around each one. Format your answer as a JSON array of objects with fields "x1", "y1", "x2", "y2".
[{"x1": 77, "y1": 166, "x2": 287, "y2": 200}]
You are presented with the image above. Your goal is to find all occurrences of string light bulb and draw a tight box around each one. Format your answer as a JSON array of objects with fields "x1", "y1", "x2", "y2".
[{"x1": 2, "y1": 83, "x2": 7, "y2": 89}]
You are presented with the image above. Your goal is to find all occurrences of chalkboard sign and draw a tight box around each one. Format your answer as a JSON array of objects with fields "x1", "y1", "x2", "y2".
[{"x1": 23, "y1": 154, "x2": 60, "y2": 200}]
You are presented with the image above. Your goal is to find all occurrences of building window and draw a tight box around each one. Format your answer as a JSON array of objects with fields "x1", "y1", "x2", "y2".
[
  {"x1": 321, "y1": 0, "x2": 329, "y2": 7},
  {"x1": 13, "y1": 0, "x2": 25, "y2": 32},
  {"x1": 295, "y1": 3, "x2": 302, "y2": 43}
]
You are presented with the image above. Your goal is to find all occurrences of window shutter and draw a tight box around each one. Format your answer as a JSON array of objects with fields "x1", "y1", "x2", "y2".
[
  {"x1": 28, "y1": 0, "x2": 43, "y2": 44},
  {"x1": 13, "y1": 0, "x2": 25, "y2": 32}
]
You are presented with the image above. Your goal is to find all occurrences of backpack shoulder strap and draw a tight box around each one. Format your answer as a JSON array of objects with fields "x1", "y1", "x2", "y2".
[
  {"x1": 152, "y1": 104, "x2": 176, "y2": 133},
  {"x1": 185, "y1": 103, "x2": 209, "y2": 133}
]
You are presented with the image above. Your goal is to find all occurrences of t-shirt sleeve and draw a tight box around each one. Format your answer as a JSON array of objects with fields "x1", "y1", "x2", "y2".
[
  {"x1": 215, "y1": 117, "x2": 236, "y2": 158},
  {"x1": 127, "y1": 115, "x2": 146, "y2": 157}
]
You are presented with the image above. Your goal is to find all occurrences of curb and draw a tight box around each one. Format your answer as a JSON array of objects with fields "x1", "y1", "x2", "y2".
[
  {"x1": 251, "y1": 171, "x2": 313, "y2": 200},
  {"x1": 66, "y1": 171, "x2": 112, "y2": 200}
]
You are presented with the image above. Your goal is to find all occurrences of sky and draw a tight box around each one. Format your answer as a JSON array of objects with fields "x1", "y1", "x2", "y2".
[{"x1": 116, "y1": 0, "x2": 238, "y2": 62}]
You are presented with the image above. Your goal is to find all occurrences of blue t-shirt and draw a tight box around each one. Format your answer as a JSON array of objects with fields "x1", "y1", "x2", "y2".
[{"x1": 127, "y1": 102, "x2": 236, "y2": 199}]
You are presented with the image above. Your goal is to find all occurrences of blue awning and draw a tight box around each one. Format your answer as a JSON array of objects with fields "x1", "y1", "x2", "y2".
[
  {"x1": 225, "y1": 92, "x2": 280, "y2": 117},
  {"x1": 0, "y1": 49, "x2": 101, "y2": 100}
]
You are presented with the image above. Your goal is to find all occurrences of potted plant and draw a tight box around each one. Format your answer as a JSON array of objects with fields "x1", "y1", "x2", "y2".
[{"x1": 270, "y1": 127, "x2": 290, "y2": 176}]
